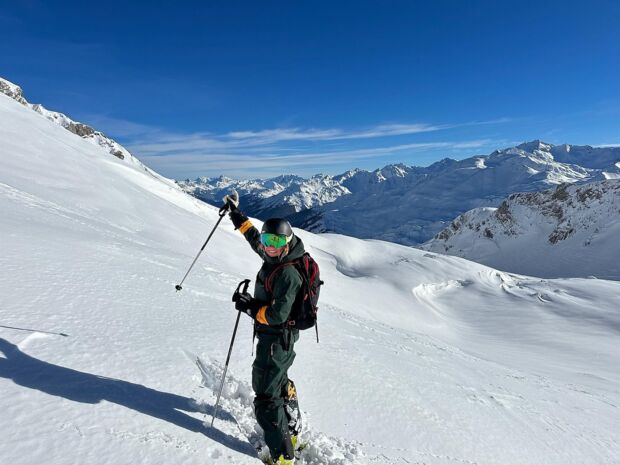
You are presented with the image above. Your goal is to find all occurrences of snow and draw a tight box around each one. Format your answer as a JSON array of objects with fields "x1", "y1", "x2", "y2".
[
  {"x1": 474, "y1": 158, "x2": 486, "y2": 169},
  {"x1": 1, "y1": 91, "x2": 620, "y2": 465},
  {"x1": 603, "y1": 171, "x2": 620, "y2": 180}
]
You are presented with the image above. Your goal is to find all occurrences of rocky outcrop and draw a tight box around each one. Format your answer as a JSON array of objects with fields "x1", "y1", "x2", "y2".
[{"x1": 0, "y1": 78, "x2": 28, "y2": 105}]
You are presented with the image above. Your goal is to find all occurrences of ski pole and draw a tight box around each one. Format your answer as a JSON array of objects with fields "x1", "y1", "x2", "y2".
[
  {"x1": 0, "y1": 325, "x2": 69, "y2": 337},
  {"x1": 175, "y1": 203, "x2": 230, "y2": 292},
  {"x1": 211, "y1": 279, "x2": 251, "y2": 427}
]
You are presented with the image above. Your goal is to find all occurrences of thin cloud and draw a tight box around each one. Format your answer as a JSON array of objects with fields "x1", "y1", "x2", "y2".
[
  {"x1": 227, "y1": 128, "x2": 343, "y2": 141},
  {"x1": 140, "y1": 139, "x2": 499, "y2": 180},
  {"x1": 127, "y1": 118, "x2": 510, "y2": 157},
  {"x1": 593, "y1": 143, "x2": 620, "y2": 148},
  {"x1": 226, "y1": 123, "x2": 443, "y2": 143},
  {"x1": 100, "y1": 116, "x2": 511, "y2": 178}
]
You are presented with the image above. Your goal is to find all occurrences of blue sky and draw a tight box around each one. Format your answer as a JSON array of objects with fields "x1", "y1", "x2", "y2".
[{"x1": 1, "y1": 0, "x2": 619, "y2": 179}]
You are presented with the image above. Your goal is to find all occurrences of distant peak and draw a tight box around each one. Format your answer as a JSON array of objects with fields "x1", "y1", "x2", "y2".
[
  {"x1": 377, "y1": 163, "x2": 410, "y2": 178},
  {"x1": 333, "y1": 167, "x2": 367, "y2": 180},
  {"x1": 516, "y1": 140, "x2": 553, "y2": 152},
  {"x1": 428, "y1": 157, "x2": 458, "y2": 168},
  {"x1": 271, "y1": 174, "x2": 305, "y2": 182}
]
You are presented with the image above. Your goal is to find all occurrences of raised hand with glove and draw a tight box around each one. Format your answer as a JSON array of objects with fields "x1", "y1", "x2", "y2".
[
  {"x1": 223, "y1": 190, "x2": 252, "y2": 232},
  {"x1": 222, "y1": 190, "x2": 239, "y2": 211}
]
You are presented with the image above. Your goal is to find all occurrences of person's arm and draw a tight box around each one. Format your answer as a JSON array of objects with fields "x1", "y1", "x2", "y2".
[
  {"x1": 228, "y1": 208, "x2": 265, "y2": 258},
  {"x1": 255, "y1": 267, "x2": 302, "y2": 326},
  {"x1": 224, "y1": 192, "x2": 265, "y2": 258}
]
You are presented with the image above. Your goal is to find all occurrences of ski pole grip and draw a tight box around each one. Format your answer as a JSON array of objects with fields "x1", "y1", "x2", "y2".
[
  {"x1": 218, "y1": 203, "x2": 230, "y2": 216},
  {"x1": 232, "y1": 279, "x2": 251, "y2": 302}
]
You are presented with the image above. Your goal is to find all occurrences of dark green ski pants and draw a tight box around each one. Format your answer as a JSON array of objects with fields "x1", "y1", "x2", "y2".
[{"x1": 252, "y1": 332, "x2": 296, "y2": 459}]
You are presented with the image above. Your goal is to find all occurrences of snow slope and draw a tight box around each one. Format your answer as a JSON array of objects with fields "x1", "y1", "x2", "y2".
[
  {"x1": 1, "y1": 90, "x2": 620, "y2": 465},
  {"x1": 422, "y1": 181, "x2": 620, "y2": 279}
]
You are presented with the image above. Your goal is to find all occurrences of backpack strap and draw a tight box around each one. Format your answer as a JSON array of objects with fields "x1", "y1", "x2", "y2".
[
  {"x1": 264, "y1": 258, "x2": 308, "y2": 332},
  {"x1": 264, "y1": 262, "x2": 296, "y2": 295}
]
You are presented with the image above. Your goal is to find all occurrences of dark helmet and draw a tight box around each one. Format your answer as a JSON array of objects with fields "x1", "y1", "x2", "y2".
[{"x1": 261, "y1": 218, "x2": 293, "y2": 238}]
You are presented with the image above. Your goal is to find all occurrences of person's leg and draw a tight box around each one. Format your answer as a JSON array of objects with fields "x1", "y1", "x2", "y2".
[{"x1": 253, "y1": 336, "x2": 296, "y2": 460}]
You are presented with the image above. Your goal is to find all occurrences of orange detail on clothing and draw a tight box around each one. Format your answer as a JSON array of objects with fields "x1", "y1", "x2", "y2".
[
  {"x1": 256, "y1": 305, "x2": 269, "y2": 325},
  {"x1": 239, "y1": 220, "x2": 253, "y2": 234}
]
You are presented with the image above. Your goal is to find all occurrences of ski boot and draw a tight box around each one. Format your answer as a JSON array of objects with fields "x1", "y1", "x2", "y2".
[
  {"x1": 261, "y1": 454, "x2": 295, "y2": 465},
  {"x1": 275, "y1": 455, "x2": 295, "y2": 465}
]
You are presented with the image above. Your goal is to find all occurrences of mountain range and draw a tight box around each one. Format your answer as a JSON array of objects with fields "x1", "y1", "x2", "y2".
[{"x1": 179, "y1": 141, "x2": 620, "y2": 244}]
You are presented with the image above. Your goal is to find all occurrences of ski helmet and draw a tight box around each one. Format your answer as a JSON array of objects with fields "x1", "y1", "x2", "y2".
[{"x1": 261, "y1": 218, "x2": 293, "y2": 238}]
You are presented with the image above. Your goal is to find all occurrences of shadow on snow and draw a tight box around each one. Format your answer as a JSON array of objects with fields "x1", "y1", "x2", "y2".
[{"x1": 0, "y1": 338, "x2": 254, "y2": 457}]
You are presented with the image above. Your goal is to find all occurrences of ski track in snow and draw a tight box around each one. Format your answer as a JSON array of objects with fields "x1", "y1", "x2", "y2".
[{"x1": 0, "y1": 181, "x2": 151, "y2": 249}]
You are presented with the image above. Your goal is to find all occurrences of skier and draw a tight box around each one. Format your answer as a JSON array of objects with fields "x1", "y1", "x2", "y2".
[{"x1": 224, "y1": 192, "x2": 303, "y2": 465}]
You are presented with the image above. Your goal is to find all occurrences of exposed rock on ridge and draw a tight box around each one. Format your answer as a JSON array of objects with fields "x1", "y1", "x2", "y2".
[{"x1": 1, "y1": 77, "x2": 128, "y2": 160}]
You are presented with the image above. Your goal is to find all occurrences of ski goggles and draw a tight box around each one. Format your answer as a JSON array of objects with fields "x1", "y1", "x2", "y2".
[{"x1": 260, "y1": 233, "x2": 290, "y2": 249}]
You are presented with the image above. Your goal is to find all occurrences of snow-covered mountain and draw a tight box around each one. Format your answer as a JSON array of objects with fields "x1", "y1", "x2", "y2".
[
  {"x1": 0, "y1": 77, "x2": 158, "y2": 173},
  {"x1": 421, "y1": 180, "x2": 620, "y2": 279},
  {"x1": 178, "y1": 173, "x2": 351, "y2": 218},
  {"x1": 2, "y1": 81, "x2": 620, "y2": 465},
  {"x1": 180, "y1": 141, "x2": 620, "y2": 245}
]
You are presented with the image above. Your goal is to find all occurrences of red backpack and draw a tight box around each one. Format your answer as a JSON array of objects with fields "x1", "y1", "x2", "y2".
[{"x1": 265, "y1": 252, "x2": 324, "y2": 341}]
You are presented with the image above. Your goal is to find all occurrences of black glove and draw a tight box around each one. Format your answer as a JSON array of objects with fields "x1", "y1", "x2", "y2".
[
  {"x1": 232, "y1": 292, "x2": 264, "y2": 318},
  {"x1": 229, "y1": 208, "x2": 249, "y2": 230}
]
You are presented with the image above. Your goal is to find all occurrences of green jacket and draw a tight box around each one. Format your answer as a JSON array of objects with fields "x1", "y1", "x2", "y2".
[{"x1": 231, "y1": 211, "x2": 305, "y2": 335}]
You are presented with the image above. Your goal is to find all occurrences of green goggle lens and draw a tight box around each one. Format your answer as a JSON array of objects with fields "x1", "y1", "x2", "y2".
[{"x1": 260, "y1": 233, "x2": 289, "y2": 248}]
